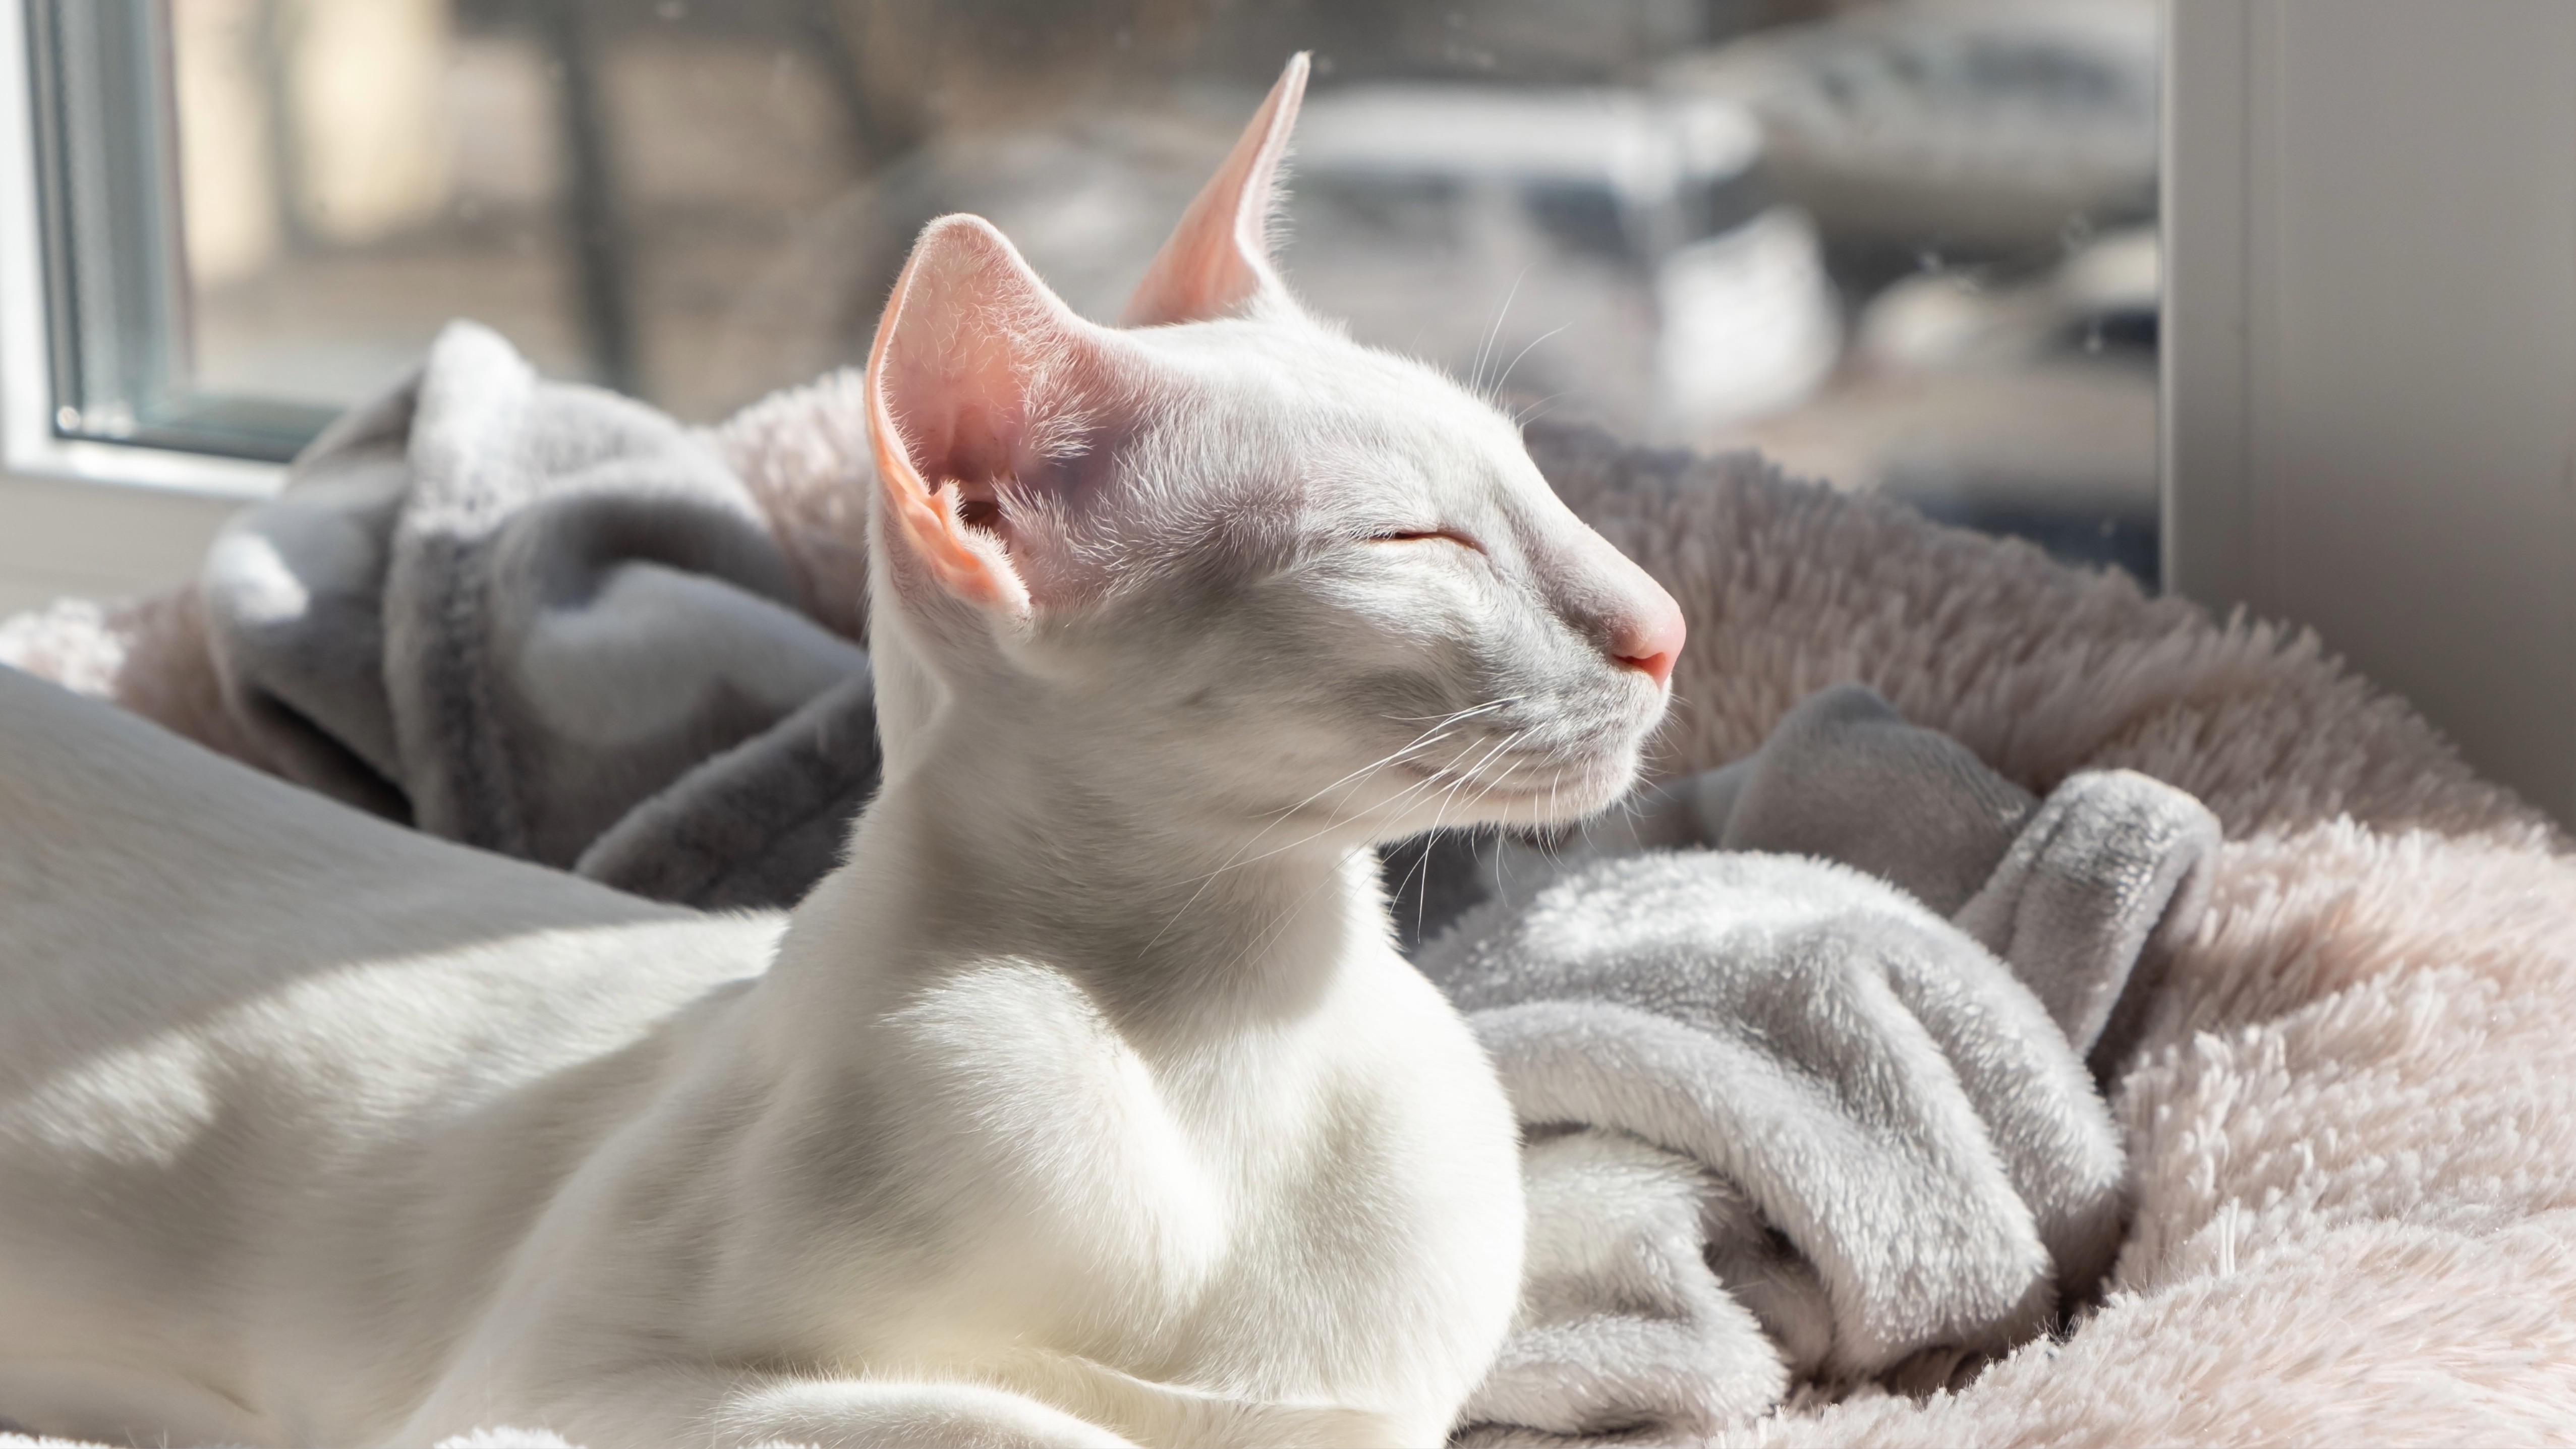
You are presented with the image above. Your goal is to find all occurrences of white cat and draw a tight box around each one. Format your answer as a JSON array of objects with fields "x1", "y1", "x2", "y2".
[{"x1": 0, "y1": 55, "x2": 1683, "y2": 1449}]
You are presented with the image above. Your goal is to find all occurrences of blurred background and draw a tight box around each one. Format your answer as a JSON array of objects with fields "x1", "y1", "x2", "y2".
[{"x1": 160, "y1": 0, "x2": 2158, "y2": 578}]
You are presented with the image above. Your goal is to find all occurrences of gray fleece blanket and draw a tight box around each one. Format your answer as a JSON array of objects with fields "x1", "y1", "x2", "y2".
[
  {"x1": 186, "y1": 322, "x2": 2220, "y2": 1441},
  {"x1": 203, "y1": 320, "x2": 878, "y2": 909},
  {"x1": 1430, "y1": 682, "x2": 2218, "y2": 1441}
]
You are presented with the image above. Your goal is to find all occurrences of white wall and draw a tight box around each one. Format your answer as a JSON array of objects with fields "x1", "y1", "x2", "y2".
[{"x1": 2164, "y1": 0, "x2": 2576, "y2": 825}]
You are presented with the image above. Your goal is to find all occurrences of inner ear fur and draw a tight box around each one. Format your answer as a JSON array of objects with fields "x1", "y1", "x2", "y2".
[
  {"x1": 1122, "y1": 52, "x2": 1308, "y2": 328},
  {"x1": 866, "y1": 215, "x2": 1117, "y2": 617}
]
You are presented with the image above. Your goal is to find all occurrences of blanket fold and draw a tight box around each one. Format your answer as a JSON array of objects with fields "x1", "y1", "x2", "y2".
[
  {"x1": 1459, "y1": 1130, "x2": 1792, "y2": 1442},
  {"x1": 200, "y1": 320, "x2": 879, "y2": 907},
  {"x1": 1428, "y1": 858, "x2": 2124, "y2": 1396},
  {"x1": 1425, "y1": 681, "x2": 2218, "y2": 1438},
  {"x1": 1619, "y1": 682, "x2": 2222, "y2": 1065}
]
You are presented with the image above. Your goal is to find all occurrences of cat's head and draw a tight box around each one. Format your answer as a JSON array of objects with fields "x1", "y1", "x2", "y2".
[{"x1": 864, "y1": 54, "x2": 1684, "y2": 843}]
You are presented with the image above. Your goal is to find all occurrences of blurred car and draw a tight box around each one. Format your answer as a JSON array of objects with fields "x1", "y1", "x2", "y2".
[
  {"x1": 1665, "y1": 0, "x2": 2157, "y2": 253},
  {"x1": 1708, "y1": 226, "x2": 2160, "y2": 582},
  {"x1": 1287, "y1": 83, "x2": 1842, "y2": 438}
]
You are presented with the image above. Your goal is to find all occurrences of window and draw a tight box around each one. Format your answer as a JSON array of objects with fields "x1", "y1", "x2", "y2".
[{"x1": 4, "y1": 0, "x2": 2159, "y2": 579}]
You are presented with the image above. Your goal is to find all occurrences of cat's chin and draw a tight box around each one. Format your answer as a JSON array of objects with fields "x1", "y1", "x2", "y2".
[
  {"x1": 1408, "y1": 760, "x2": 1644, "y2": 832},
  {"x1": 1473, "y1": 793, "x2": 1630, "y2": 832}
]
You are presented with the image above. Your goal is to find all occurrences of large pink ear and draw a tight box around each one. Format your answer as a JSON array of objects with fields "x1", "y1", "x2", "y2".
[
  {"x1": 1121, "y1": 53, "x2": 1308, "y2": 327},
  {"x1": 867, "y1": 215, "x2": 1121, "y2": 619}
]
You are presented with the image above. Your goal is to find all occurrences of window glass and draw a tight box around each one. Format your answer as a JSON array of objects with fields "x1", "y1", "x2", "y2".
[{"x1": 85, "y1": 0, "x2": 2157, "y2": 577}]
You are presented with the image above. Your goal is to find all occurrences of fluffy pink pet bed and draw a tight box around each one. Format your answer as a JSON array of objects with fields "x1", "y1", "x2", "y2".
[
  {"x1": 8, "y1": 394, "x2": 2573, "y2": 1445},
  {"x1": 1533, "y1": 424, "x2": 2576, "y2": 1445}
]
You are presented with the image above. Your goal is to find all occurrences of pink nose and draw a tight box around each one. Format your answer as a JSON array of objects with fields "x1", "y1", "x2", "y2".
[{"x1": 1612, "y1": 593, "x2": 1686, "y2": 688}]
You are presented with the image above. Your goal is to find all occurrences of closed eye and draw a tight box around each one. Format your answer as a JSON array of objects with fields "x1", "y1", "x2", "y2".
[{"x1": 1366, "y1": 529, "x2": 1482, "y2": 553}]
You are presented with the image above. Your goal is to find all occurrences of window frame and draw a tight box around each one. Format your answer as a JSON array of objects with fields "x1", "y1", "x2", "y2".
[
  {"x1": 0, "y1": 0, "x2": 282, "y2": 503},
  {"x1": 2159, "y1": 0, "x2": 2576, "y2": 824}
]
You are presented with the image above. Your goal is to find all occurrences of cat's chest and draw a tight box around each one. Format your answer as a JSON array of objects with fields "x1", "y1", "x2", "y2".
[
  {"x1": 866, "y1": 959, "x2": 1337, "y2": 1269},
  {"x1": 812, "y1": 952, "x2": 1517, "y2": 1379}
]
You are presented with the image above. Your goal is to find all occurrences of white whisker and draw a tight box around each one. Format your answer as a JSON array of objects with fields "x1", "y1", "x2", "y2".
[
  {"x1": 1139, "y1": 698, "x2": 1524, "y2": 956},
  {"x1": 1469, "y1": 265, "x2": 1535, "y2": 395},
  {"x1": 1492, "y1": 325, "x2": 1566, "y2": 398}
]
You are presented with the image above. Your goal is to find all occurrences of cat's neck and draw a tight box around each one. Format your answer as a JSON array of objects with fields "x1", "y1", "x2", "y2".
[{"x1": 765, "y1": 677, "x2": 1394, "y2": 1044}]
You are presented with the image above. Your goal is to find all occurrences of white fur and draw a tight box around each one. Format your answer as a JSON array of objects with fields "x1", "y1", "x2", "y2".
[{"x1": 0, "y1": 57, "x2": 1682, "y2": 1449}]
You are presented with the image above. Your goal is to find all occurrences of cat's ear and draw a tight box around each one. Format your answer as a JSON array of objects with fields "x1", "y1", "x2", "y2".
[
  {"x1": 1121, "y1": 52, "x2": 1307, "y2": 327},
  {"x1": 867, "y1": 214, "x2": 1124, "y2": 620}
]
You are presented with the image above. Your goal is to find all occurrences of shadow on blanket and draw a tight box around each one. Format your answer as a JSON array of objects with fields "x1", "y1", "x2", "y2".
[{"x1": 7, "y1": 327, "x2": 2574, "y2": 1445}]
